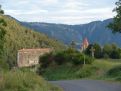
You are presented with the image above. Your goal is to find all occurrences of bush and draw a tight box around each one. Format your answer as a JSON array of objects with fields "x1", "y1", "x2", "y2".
[
  {"x1": 93, "y1": 43, "x2": 102, "y2": 58},
  {"x1": 54, "y1": 51, "x2": 67, "y2": 65},
  {"x1": 71, "y1": 53, "x2": 84, "y2": 65},
  {"x1": 71, "y1": 54, "x2": 94, "y2": 65},
  {"x1": 110, "y1": 49, "x2": 121, "y2": 59},
  {"x1": 107, "y1": 65, "x2": 121, "y2": 77},
  {"x1": 39, "y1": 48, "x2": 94, "y2": 69},
  {"x1": 0, "y1": 59, "x2": 9, "y2": 71},
  {"x1": 39, "y1": 52, "x2": 54, "y2": 68},
  {"x1": 103, "y1": 44, "x2": 121, "y2": 59}
]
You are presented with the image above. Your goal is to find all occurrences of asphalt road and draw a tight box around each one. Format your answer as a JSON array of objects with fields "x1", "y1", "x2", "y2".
[{"x1": 51, "y1": 80, "x2": 121, "y2": 91}]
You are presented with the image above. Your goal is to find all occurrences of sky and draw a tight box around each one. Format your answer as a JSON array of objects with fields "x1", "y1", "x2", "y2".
[{"x1": 0, "y1": 0, "x2": 117, "y2": 24}]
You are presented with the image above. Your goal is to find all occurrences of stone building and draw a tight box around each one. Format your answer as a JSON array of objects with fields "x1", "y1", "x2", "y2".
[{"x1": 17, "y1": 48, "x2": 52, "y2": 67}]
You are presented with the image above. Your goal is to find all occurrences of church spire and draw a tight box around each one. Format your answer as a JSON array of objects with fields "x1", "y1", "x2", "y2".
[{"x1": 81, "y1": 38, "x2": 89, "y2": 51}]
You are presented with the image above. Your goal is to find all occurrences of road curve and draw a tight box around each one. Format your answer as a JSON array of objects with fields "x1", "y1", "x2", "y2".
[{"x1": 51, "y1": 80, "x2": 121, "y2": 91}]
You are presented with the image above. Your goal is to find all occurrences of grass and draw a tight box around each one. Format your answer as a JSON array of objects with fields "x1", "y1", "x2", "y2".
[
  {"x1": 42, "y1": 64, "x2": 80, "y2": 80},
  {"x1": 88, "y1": 59, "x2": 121, "y2": 80},
  {"x1": 0, "y1": 70, "x2": 62, "y2": 91},
  {"x1": 41, "y1": 59, "x2": 121, "y2": 81}
]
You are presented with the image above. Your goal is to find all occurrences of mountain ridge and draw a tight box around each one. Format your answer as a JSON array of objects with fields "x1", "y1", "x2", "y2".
[{"x1": 20, "y1": 18, "x2": 121, "y2": 47}]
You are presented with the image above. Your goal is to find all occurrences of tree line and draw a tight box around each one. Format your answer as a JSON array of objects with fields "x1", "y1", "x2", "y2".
[{"x1": 85, "y1": 43, "x2": 121, "y2": 59}]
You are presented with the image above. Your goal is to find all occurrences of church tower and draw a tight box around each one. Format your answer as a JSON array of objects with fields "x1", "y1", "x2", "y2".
[{"x1": 81, "y1": 38, "x2": 89, "y2": 51}]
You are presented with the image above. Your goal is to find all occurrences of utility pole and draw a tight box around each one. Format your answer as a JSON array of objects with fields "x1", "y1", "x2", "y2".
[
  {"x1": 90, "y1": 46, "x2": 95, "y2": 58},
  {"x1": 82, "y1": 38, "x2": 86, "y2": 65},
  {"x1": 83, "y1": 52, "x2": 85, "y2": 65}
]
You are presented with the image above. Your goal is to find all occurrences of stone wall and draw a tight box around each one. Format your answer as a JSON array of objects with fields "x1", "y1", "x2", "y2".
[{"x1": 17, "y1": 48, "x2": 51, "y2": 67}]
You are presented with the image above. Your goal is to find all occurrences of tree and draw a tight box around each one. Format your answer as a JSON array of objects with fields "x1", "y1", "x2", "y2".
[
  {"x1": 0, "y1": 5, "x2": 8, "y2": 70},
  {"x1": 85, "y1": 43, "x2": 102, "y2": 58},
  {"x1": 110, "y1": 44, "x2": 121, "y2": 59},
  {"x1": 110, "y1": 49, "x2": 121, "y2": 59},
  {"x1": 0, "y1": 5, "x2": 6, "y2": 56},
  {"x1": 85, "y1": 44, "x2": 93, "y2": 56},
  {"x1": 70, "y1": 40, "x2": 76, "y2": 49},
  {"x1": 93, "y1": 43, "x2": 102, "y2": 58},
  {"x1": 108, "y1": 0, "x2": 121, "y2": 33},
  {"x1": 0, "y1": 5, "x2": 4, "y2": 14},
  {"x1": 103, "y1": 44, "x2": 121, "y2": 59},
  {"x1": 103, "y1": 44, "x2": 112, "y2": 58}
]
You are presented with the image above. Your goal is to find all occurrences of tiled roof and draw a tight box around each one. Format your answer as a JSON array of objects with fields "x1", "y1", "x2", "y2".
[{"x1": 18, "y1": 48, "x2": 51, "y2": 52}]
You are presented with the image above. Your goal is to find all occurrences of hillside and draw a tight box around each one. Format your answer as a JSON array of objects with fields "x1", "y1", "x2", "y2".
[
  {"x1": 0, "y1": 15, "x2": 65, "y2": 67},
  {"x1": 21, "y1": 19, "x2": 121, "y2": 47}
]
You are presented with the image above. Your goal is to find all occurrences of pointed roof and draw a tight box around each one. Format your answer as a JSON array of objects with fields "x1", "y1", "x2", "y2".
[
  {"x1": 81, "y1": 38, "x2": 89, "y2": 49},
  {"x1": 83, "y1": 38, "x2": 89, "y2": 46}
]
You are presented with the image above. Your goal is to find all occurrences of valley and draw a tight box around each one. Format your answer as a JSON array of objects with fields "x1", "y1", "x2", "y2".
[{"x1": 1, "y1": 0, "x2": 121, "y2": 91}]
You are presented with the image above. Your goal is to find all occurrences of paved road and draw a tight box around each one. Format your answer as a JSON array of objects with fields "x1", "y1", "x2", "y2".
[{"x1": 51, "y1": 80, "x2": 121, "y2": 91}]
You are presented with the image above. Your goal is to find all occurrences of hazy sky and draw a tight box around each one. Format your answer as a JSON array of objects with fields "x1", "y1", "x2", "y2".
[{"x1": 0, "y1": 0, "x2": 117, "y2": 24}]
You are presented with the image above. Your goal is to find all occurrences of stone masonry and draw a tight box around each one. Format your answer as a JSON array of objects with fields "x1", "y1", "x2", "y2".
[{"x1": 17, "y1": 48, "x2": 52, "y2": 67}]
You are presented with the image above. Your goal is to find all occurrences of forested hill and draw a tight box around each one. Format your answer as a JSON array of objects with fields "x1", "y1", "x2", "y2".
[
  {"x1": 1, "y1": 15, "x2": 65, "y2": 67},
  {"x1": 21, "y1": 19, "x2": 121, "y2": 47}
]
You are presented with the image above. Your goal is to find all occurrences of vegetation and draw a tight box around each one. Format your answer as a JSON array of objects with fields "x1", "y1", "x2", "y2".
[
  {"x1": 0, "y1": 1, "x2": 121, "y2": 90},
  {"x1": 107, "y1": 65, "x2": 121, "y2": 81},
  {"x1": 0, "y1": 15, "x2": 65, "y2": 69},
  {"x1": 0, "y1": 70, "x2": 62, "y2": 91},
  {"x1": 0, "y1": 5, "x2": 4, "y2": 14},
  {"x1": 38, "y1": 48, "x2": 94, "y2": 80},
  {"x1": 104, "y1": 0, "x2": 121, "y2": 83},
  {"x1": 38, "y1": 44, "x2": 121, "y2": 81},
  {"x1": 39, "y1": 59, "x2": 121, "y2": 81},
  {"x1": 0, "y1": 7, "x2": 64, "y2": 91},
  {"x1": 0, "y1": 6, "x2": 8, "y2": 71},
  {"x1": 0, "y1": 6, "x2": 6, "y2": 55},
  {"x1": 85, "y1": 43, "x2": 121, "y2": 59},
  {"x1": 38, "y1": 48, "x2": 94, "y2": 68},
  {"x1": 0, "y1": 6, "x2": 65, "y2": 91},
  {"x1": 108, "y1": 0, "x2": 121, "y2": 33}
]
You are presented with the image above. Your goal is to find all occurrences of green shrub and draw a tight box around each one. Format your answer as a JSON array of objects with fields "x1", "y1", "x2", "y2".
[
  {"x1": 110, "y1": 49, "x2": 121, "y2": 59},
  {"x1": 39, "y1": 49, "x2": 94, "y2": 70},
  {"x1": 71, "y1": 54, "x2": 94, "y2": 65},
  {"x1": 71, "y1": 53, "x2": 83, "y2": 65},
  {"x1": 85, "y1": 55, "x2": 94, "y2": 64},
  {"x1": 107, "y1": 65, "x2": 121, "y2": 77},
  {"x1": 54, "y1": 51, "x2": 67, "y2": 65},
  {"x1": 39, "y1": 52, "x2": 54, "y2": 68}
]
